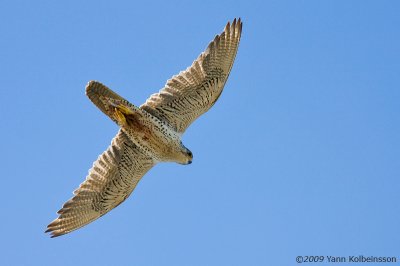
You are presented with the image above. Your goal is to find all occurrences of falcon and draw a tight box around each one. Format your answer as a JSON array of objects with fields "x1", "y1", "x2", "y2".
[{"x1": 46, "y1": 18, "x2": 242, "y2": 237}]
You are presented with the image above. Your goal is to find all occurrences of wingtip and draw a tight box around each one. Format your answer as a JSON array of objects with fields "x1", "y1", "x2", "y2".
[
  {"x1": 234, "y1": 18, "x2": 242, "y2": 30},
  {"x1": 50, "y1": 231, "x2": 63, "y2": 238},
  {"x1": 227, "y1": 18, "x2": 243, "y2": 36},
  {"x1": 45, "y1": 217, "x2": 62, "y2": 237},
  {"x1": 46, "y1": 231, "x2": 62, "y2": 238},
  {"x1": 45, "y1": 226, "x2": 65, "y2": 238},
  {"x1": 45, "y1": 227, "x2": 57, "y2": 238}
]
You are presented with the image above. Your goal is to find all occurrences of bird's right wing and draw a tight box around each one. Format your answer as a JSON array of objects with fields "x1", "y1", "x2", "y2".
[{"x1": 46, "y1": 130, "x2": 156, "y2": 237}]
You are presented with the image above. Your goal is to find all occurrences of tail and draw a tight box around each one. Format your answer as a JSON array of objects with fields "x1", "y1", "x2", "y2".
[{"x1": 86, "y1": 81, "x2": 140, "y2": 126}]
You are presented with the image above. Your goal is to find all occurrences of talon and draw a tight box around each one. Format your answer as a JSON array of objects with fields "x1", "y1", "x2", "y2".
[
  {"x1": 117, "y1": 104, "x2": 134, "y2": 115},
  {"x1": 114, "y1": 107, "x2": 127, "y2": 125},
  {"x1": 113, "y1": 103, "x2": 135, "y2": 126}
]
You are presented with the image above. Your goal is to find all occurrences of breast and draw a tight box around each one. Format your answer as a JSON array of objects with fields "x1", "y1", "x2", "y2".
[{"x1": 122, "y1": 111, "x2": 177, "y2": 161}]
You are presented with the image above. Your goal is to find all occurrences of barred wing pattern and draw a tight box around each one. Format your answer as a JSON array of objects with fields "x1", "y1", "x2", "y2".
[
  {"x1": 141, "y1": 18, "x2": 242, "y2": 133},
  {"x1": 46, "y1": 130, "x2": 155, "y2": 237}
]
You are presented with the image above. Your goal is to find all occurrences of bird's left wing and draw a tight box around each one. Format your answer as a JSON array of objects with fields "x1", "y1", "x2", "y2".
[
  {"x1": 140, "y1": 18, "x2": 242, "y2": 133},
  {"x1": 46, "y1": 130, "x2": 155, "y2": 237}
]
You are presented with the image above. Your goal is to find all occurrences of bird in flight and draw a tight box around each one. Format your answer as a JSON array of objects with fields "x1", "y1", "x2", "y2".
[{"x1": 46, "y1": 18, "x2": 242, "y2": 237}]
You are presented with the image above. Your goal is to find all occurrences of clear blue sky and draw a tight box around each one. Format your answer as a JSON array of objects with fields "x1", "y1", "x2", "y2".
[{"x1": 1, "y1": 1, "x2": 399, "y2": 265}]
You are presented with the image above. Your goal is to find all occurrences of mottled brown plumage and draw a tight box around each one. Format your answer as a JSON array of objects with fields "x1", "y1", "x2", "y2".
[{"x1": 46, "y1": 18, "x2": 242, "y2": 237}]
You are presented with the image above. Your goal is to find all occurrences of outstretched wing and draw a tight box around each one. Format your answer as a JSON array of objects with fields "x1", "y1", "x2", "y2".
[
  {"x1": 46, "y1": 130, "x2": 155, "y2": 237},
  {"x1": 141, "y1": 18, "x2": 242, "y2": 133}
]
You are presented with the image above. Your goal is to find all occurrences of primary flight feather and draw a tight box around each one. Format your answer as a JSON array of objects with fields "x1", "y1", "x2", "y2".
[{"x1": 46, "y1": 18, "x2": 242, "y2": 237}]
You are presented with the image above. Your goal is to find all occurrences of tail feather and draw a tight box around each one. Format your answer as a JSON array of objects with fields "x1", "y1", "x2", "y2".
[{"x1": 85, "y1": 81, "x2": 139, "y2": 126}]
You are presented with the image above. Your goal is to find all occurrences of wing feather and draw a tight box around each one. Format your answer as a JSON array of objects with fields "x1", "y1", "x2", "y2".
[
  {"x1": 141, "y1": 18, "x2": 242, "y2": 133},
  {"x1": 46, "y1": 130, "x2": 155, "y2": 237}
]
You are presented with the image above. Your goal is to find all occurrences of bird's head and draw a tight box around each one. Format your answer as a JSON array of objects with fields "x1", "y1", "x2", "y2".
[{"x1": 176, "y1": 143, "x2": 193, "y2": 165}]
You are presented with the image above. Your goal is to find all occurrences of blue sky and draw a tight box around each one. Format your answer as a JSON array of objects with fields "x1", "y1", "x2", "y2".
[{"x1": 1, "y1": 0, "x2": 399, "y2": 265}]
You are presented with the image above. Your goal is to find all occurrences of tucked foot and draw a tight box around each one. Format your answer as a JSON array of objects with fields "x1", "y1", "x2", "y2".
[
  {"x1": 116, "y1": 103, "x2": 135, "y2": 115},
  {"x1": 114, "y1": 107, "x2": 127, "y2": 125}
]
